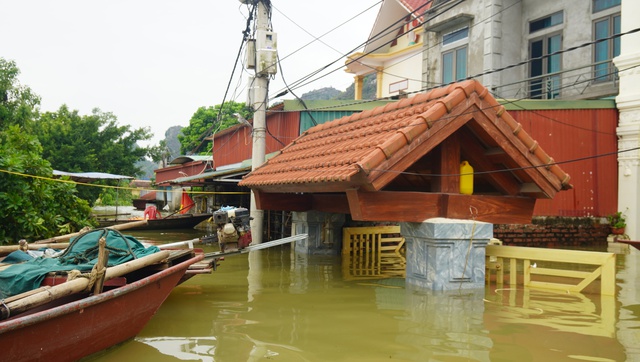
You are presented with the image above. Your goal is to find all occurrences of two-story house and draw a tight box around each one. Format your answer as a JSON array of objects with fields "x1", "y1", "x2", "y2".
[
  {"x1": 421, "y1": 0, "x2": 620, "y2": 100},
  {"x1": 345, "y1": 0, "x2": 431, "y2": 100}
]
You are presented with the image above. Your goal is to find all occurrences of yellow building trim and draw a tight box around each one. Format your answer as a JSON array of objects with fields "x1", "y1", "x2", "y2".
[{"x1": 354, "y1": 75, "x2": 364, "y2": 100}]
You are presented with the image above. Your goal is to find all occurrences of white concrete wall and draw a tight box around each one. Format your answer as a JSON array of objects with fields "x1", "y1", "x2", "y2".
[
  {"x1": 422, "y1": 0, "x2": 619, "y2": 99},
  {"x1": 614, "y1": 0, "x2": 640, "y2": 240},
  {"x1": 381, "y1": 51, "x2": 424, "y2": 98}
]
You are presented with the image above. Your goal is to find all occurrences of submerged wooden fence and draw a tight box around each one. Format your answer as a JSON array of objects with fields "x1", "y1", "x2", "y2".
[
  {"x1": 342, "y1": 226, "x2": 405, "y2": 280},
  {"x1": 341, "y1": 226, "x2": 616, "y2": 295},
  {"x1": 485, "y1": 243, "x2": 616, "y2": 296}
]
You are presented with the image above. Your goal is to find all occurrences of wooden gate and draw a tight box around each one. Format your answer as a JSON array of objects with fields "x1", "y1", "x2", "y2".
[{"x1": 342, "y1": 226, "x2": 405, "y2": 280}]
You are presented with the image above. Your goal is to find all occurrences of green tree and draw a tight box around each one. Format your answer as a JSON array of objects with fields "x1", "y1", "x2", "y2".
[
  {"x1": 34, "y1": 106, "x2": 152, "y2": 204},
  {"x1": 0, "y1": 59, "x2": 40, "y2": 131},
  {"x1": 96, "y1": 180, "x2": 134, "y2": 206},
  {"x1": 179, "y1": 101, "x2": 251, "y2": 155},
  {"x1": 0, "y1": 59, "x2": 93, "y2": 243},
  {"x1": 0, "y1": 126, "x2": 93, "y2": 242},
  {"x1": 148, "y1": 139, "x2": 172, "y2": 169}
]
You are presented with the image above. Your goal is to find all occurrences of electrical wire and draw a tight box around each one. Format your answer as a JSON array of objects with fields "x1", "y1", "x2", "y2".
[
  {"x1": 189, "y1": 2, "x2": 256, "y2": 155},
  {"x1": 274, "y1": 0, "x2": 465, "y2": 96},
  {"x1": 190, "y1": 0, "x2": 439, "y2": 153},
  {"x1": 269, "y1": 27, "x2": 637, "y2": 116},
  {"x1": 0, "y1": 168, "x2": 248, "y2": 196},
  {"x1": 276, "y1": 54, "x2": 317, "y2": 127},
  {"x1": 194, "y1": 1, "x2": 629, "y2": 170},
  {"x1": 270, "y1": 1, "x2": 384, "y2": 97},
  {"x1": 271, "y1": 0, "x2": 437, "y2": 97}
]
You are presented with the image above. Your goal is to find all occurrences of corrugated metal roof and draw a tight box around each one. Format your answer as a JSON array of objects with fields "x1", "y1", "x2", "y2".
[
  {"x1": 169, "y1": 155, "x2": 213, "y2": 165},
  {"x1": 165, "y1": 151, "x2": 281, "y2": 184},
  {"x1": 166, "y1": 165, "x2": 251, "y2": 184},
  {"x1": 53, "y1": 170, "x2": 133, "y2": 181},
  {"x1": 283, "y1": 100, "x2": 396, "y2": 133},
  {"x1": 501, "y1": 99, "x2": 616, "y2": 110},
  {"x1": 283, "y1": 99, "x2": 392, "y2": 112}
]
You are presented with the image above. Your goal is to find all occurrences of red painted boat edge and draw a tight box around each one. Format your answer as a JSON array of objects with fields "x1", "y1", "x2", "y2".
[{"x1": 0, "y1": 253, "x2": 204, "y2": 361}]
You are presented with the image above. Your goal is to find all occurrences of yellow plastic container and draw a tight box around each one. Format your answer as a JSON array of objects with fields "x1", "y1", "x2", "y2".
[{"x1": 460, "y1": 161, "x2": 473, "y2": 195}]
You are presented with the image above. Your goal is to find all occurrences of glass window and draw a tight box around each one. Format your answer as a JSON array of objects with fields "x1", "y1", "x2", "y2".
[
  {"x1": 443, "y1": 52, "x2": 454, "y2": 84},
  {"x1": 443, "y1": 46, "x2": 467, "y2": 84},
  {"x1": 594, "y1": 14, "x2": 621, "y2": 81},
  {"x1": 593, "y1": 0, "x2": 621, "y2": 13},
  {"x1": 529, "y1": 34, "x2": 562, "y2": 99},
  {"x1": 529, "y1": 12, "x2": 563, "y2": 33},
  {"x1": 455, "y1": 47, "x2": 467, "y2": 81},
  {"x1": 443, "y1": 27, "x2": 469, "y2": 46}
]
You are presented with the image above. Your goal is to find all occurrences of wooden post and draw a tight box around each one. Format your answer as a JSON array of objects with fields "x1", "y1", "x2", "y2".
[
  {"x1": 92, "y1": 237, "x2": 109, "y2": 295},
  {"x1": 601, "y1": 253, "x2": 616, "y2": 296}
]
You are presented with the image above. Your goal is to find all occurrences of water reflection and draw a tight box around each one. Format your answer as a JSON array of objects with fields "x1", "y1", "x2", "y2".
[
  {"x1": 87, "y1": 231, "x2": 640, "y2": 362},
  {"x1": 137, "y1": 337, "x2": 217, "y2": 362}
]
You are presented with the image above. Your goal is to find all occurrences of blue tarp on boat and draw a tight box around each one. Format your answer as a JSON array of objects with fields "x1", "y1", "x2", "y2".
[{"x1": 0, "y1": 229, "x2": 160, "y2": 298}]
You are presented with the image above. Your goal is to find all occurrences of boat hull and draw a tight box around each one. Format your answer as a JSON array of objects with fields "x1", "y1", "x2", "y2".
[{"x1": 0, "y1": 253, "x2": 203, "y2": 361}]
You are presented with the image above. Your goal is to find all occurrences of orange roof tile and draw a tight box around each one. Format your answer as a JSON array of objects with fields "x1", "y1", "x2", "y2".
[
  {"x1": 398, "y1": 0, "x2": 431, "y2": 18},
  {"x1": 239, "y1": 80, "x2": 572, "y2": 198}
]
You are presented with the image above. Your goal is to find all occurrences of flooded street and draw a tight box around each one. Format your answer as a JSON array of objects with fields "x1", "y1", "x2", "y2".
[{"x1": 85, "y1": 227, "x2": 640, "y2": 362}]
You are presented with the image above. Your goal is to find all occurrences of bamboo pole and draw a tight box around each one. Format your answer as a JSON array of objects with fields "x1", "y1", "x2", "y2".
[
  {"x1": 1, "y1": 220, "x2": 150, "y2": 256},
  {"x1": 0, "y1": 250, "x2": 169, "y2": 320},
  {"x1": 33, "y1": 219, "x2": 149, "y2": 244},
  {"x1": 0, "y1": 243, "x2": 70, "y2": 257}
]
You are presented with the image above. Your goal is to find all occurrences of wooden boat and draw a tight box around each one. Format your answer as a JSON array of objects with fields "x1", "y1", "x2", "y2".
[
  {"x1": 616, "y1": 240, "x2": 640, "y2": 251},
  {"x1": 0, "y1": 234, "x2": 205, "y2": 361},
  {"x1": 96, "y1": 213, "x2": 211, "y2": 230}
]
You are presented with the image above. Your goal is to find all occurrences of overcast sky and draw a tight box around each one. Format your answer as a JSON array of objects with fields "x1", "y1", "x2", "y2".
[{"x1": 1, "y1": 0, "x2": 381, "y2": 146}]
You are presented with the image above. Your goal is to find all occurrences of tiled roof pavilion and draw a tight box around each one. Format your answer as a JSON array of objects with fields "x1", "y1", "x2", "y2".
[{"x1": 239, "y1": 80, "x2": 573, "y2": 224}]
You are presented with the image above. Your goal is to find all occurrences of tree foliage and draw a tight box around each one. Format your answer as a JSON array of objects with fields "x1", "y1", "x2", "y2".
[
  {"x1": 95, "y1": 181, "x2": 134, "y2": 206},
  {"x1": 0, "y1": 59, "x2": 94, "y2": 243},
  {"x1": 35, "y1": 106, "x2": 151, "y2": 177},
  {"x1": 33, "y1": 105, "x2": 151, "y2": 204},
  {"x1": 178, "y1": 101, "x2": 251, "y2": 155},
  {"x1": 0, "y1": 125, "x2": 94, "y2": 242},
  {"x1": 0, "y1": 59, "x2": 40, "y2": 132},
  {"x1": 147, "y1": 139, "x2": 172, "y2": 169},
  {"x1": 0, "y1": 58, "x2": 156, "y2": 242}
]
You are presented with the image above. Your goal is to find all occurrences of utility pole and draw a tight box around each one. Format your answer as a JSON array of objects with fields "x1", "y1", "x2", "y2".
[{"x1": 241, "y1": 0, "x2": 277, "y2": 243}]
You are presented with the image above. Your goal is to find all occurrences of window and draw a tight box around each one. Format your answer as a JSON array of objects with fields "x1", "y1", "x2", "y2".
[
  {"x1": 529, "y1": 12, "x2": 563, "y2": 34},
  {"x1": 528, "y1": 12, "x2": 563, "y2": 99},
  {"x1": 442, "y1": 27, "x2": 468, "y2": 84},
  {"x1": 443, "y1": 27, "x2": 468, "y2": 46},
  {"x1": 443, "y1": 47, "x2": 467, "y2": 84},
  {"x1": 594, "y1": 14, "x2": 621, "y2": 81},
  {"x1": 593, "y1": 0, "x2": 620, "y2": 13},
  {"x1": 529, "y1": 34, "x2": 562, "y2": 99}
]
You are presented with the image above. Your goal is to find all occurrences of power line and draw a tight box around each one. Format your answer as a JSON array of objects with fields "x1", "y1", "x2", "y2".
[
  {"x1": 271, "y1": 0, "x2": 437, "y2": 97},
  {"x1": 269, "y1": 27, "x2": 638, "y2": 115},
  {"x1": 271, "y1": 1, "x2": 383, "y2": 66},
  {"x1": 369, "y1": 147, "x2": 638, "y2": 178},
  {"x1": 190, "y1": 2, "x2": 257, "y2": 155}
]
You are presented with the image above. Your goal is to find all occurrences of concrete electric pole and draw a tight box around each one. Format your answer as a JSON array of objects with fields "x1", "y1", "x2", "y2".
[{"x1": 241, "y1": 0, "x2": 277, "y2": 243}]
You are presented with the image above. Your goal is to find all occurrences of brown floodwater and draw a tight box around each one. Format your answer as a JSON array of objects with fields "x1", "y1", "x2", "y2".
[{"x1": 85, "y1": 227, "x2": 640, "y2": 362}]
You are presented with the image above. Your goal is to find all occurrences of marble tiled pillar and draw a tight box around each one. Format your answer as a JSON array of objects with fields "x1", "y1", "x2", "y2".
[
  {"x1": 401, "y1": 218, "x2": 492, "y2": 291},
  {"x1": 291, "y1": 211, "x2": 345, "y2": 255}
]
